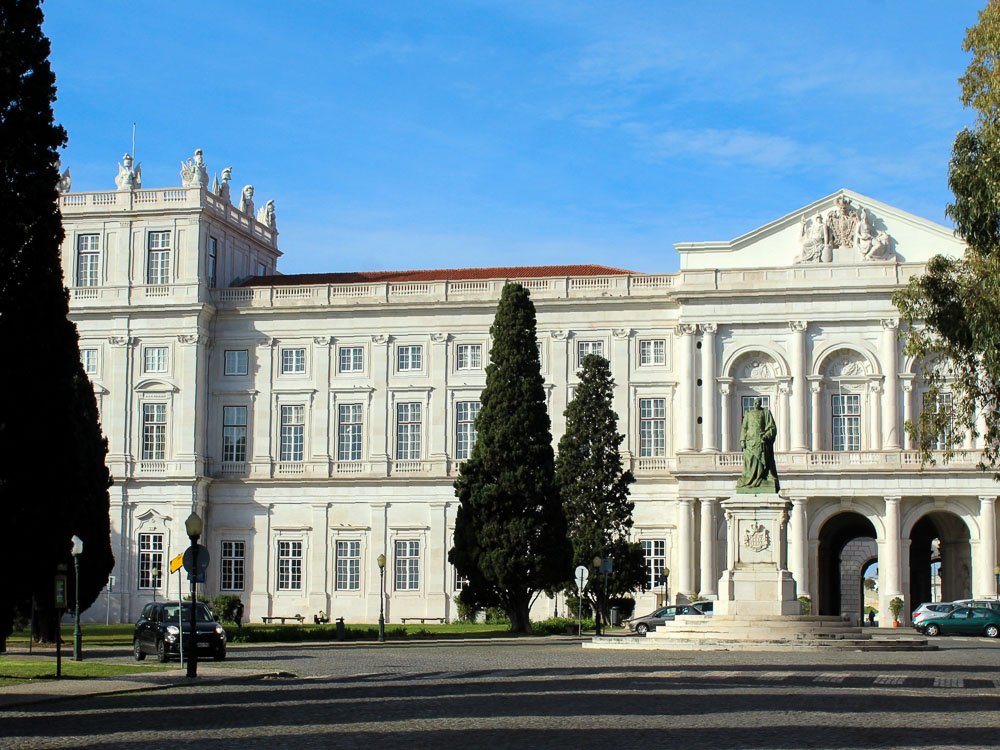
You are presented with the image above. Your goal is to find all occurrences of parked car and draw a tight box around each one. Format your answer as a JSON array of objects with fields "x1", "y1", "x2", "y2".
[
  {"x1": 913, "y1": 606, "x2": 1000, "y2": 638},
  {"x1": 952, "y1": 598, "x2": 1000, "y2": 613},
  {"x1": 133, "y1": 601, "x2": 227, "y2": 662},
  {"x1": 627, "y1": 602, "x2": 710, "y2": 636},
  {"x1": 911, "y1": 602, "x2": 961, "y2": 626}
]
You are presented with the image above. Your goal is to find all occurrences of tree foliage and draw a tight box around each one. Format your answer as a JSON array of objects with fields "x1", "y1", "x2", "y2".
[
  {"x1": 449, "y1": 283, "x2": 571, "y2": 632},
  {"x1": 0, "y1": 0, "x2": 114, "y2": 648},
  {"x1": 893, "y1": 0, "x2": 1000, "y2": 477},
  {"x1": 555, "y1": 354, "x2": 645, "y2": 619}
]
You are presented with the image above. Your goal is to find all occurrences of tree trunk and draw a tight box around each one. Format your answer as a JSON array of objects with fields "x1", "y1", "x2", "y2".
[{"x1": 32, "y1": 605, "x2": 61, "y2": 644}]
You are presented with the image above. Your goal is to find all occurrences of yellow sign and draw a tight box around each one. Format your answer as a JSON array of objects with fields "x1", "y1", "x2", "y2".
[{"x1": 169, "y1": 553, "x2": 184, "y2": 574}]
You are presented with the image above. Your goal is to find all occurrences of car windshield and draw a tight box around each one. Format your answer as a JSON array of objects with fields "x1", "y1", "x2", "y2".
[{"x1": 162, "y1": 603, "x2": 214, "y2": 622}]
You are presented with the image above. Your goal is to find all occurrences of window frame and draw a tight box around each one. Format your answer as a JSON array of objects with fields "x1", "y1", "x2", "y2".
[
  {"x1": 641, "y1": 538, "x2": 667, "y2": 591},
  {"x1": 222, "y1": 405, "x2": 248, "y2": 463},
  {"x1": 146, "y1": 230, "x2": 171, "y2": 286},
  {"x1": 80, "y1": 348, "x2": 98, "y2": 375},
  {"x1": 394, "y1": 539, "x2": 420, "y2": 591},
  {"x1": 395, "y1": 402, "x2": 422, "y2": 460},
  {"x1": 220, "y1": 540, "x2": 246, "y2": 591},
  {"x1": 138, "y1": 533, "x2": 164, "y2": 590},
  {"x1": 335, "y1": 540, "x2": 361, "y2": 591},
  {"x1": 337, "y1": 402, "x2": 363, "y2": 462},
  {"x1": 455, "y1": 400, "x2": 481, "y2": 460},
  {"x1": 279, "y1": 404, "x2": 305, "y2": 462},
  {"x1": 831, "y1": 392, "x2": 862, "y2": 451},
  {"x1": 276, "y1": 539, "x2": 303, "y2": 591},
  {"x1": 141, "y1": 402, "x2": 167, "y2": 460},
  {"x1": 638, "y1": 339, "x2": 666, "y2": 367},
  {"x1": 456, "y1": 343, "x2": 483, "y2": 371},
  {"x1": 397, "y1": 344, "x2": 423, "y2": 372},
  {"x1": 75, "y1": 233, "x2": 101, "y2": 287},
  {"x1": 143, "y1": 346, "x2": 169, "y2": 374},
  {"x1": 280, "y1": 347, "x2": 306, "y2": 375},
  {"x1": 577, "y1": 340, "x2": 604, "y2": 367},
  {"x1": 224, "y1": 349, "x2": 249, "y2": 376},
  {"x1": 207, "y1": 236, "x2": 218, "y2": 288},
  {"x1": 338, "y1": 346, "x2": 365, "y2": 373},
  {"x1": 638, "y1": 397, "x2": 667, "y2": 458}
]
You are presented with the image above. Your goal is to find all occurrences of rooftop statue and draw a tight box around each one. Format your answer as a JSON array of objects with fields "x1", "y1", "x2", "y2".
[
  {"x1": 796, "y1": 213, "x2": 829, "y2": 263},
  {"x1": 55, "y1": 158, "x2": 71, "y2": 194},
  {"x1": 212, "y1": 167, "x2": 233, "y2": 203},
  {"x1": 114, "y1": 153, "x2": 141, "y2": 191},
  {"x1": 736, "y1": 399, "x2": 780, "y2": 494},
  {"x1": 239, "y1": 184, "x2": 255, "y2": 216},
  {"x1": 180, "y1": 148, "x2": 209, "y2": 188},
  {"x1": 257, "y1": 199, "x2": 277, "y2": 229}
]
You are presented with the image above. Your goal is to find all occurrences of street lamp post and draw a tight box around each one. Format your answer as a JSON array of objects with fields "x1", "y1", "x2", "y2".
[
  {"x1": 71, "y1": 535, "x2": 83, "y2": 661},
  {"x1": 184, "y1": 511, "x2": 203, "y2": 679},
  {"x1": 151, "y1": 567, "x2": 160, "y2": 602},
  {"x1": 592, "y1": 556, "x2": 602, "y2": 637},
  {"x1": 994, "y1": 565, "x2": 1000, "y2": 602},
  {"x1": 377, "y1": 554, "x2": 386, "y2": 642},
  {"x1": 662, "y1": 566, "x2": 670, "y2": 605}
]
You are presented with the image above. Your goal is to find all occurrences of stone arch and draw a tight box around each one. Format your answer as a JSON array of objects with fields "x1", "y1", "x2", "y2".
[
  {"x1": 906, "y1": 507, "x2": 974, "y2": 605},
  {"x1": 811, "y1": 345, "x2": 883, "y2": 451},
  {"x1": 723, "y1": 346, "x2": 790, "y2": 380},
  {"x1": 811, "y1": 343, "x2": 881, "y2": 378},
  {"x1": 816, "y1": 509, "x2": 878, "y2": 618},
  {"x1": 723, "y1": 348, "x2": 791, "y2": 451},
  {"x1": 808, "y1": 499, "x2": 886, "y2": 543}
]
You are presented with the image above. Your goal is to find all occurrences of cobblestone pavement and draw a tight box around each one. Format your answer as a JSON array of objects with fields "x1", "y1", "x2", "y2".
[{"x1": 4, "y1": 639, "x2": 1000, "y2": 749}]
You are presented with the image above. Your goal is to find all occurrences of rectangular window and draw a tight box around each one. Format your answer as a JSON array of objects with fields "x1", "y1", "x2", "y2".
[
  {"x1": 207, "y1": 236, "x2": 218, "y2": 288},
  {"x1": 256, "y1": 261, "x2": 267, "y2": 277},
  {"x1": 339, "y1": 346, "x2": 364, "y2": 373},
  {"x1": 220, "y1": 540, "x2": 245, "y2": 591},
  {"x1": 397, "y1": 345, "x2": 423, "y2": 372},
  {"x1": 279, "y1": 405, "x2": 305, "y2": 462},
  {"x1": 138, "y1": 533, "x2": 164, "y2": 589},
  {"x1": 337, "y1": 403, "x2": 363, "y2": 462},
  {"x1": 454, "y1": 568, "x2": 469, "y2": 592},
  {"x1": 741, "y1": 395, "x2": 771, "y2": 417},
  {"x1": 926, "y1": 392, "x2": 956, "y2": 451},
  {"x1": 395, "y1": 540, "x2": 420, "y2": 591},
  {"x1": 335, "y1": 540, "x2": 361, "y2": 591},
  {"x1": 641, "y1": 539, "x2": 667, "y2": 591},
  {"x1": 577, "y1": 340, "x2": 604, "y2": 366},
  {"x1": 639, "y1": 398, "x2": 666, "y2": 457},
  {"x1": 222, "y1": 406, "x2": 248, "y2": 463},
  {"x1": 396, "y1": 402, "x2": 422, "y2": 460},
  {"x1": 76, "y1": 234, "x2": 100, "y2": 287},
  {"x1": 277, "y1": 540, "x2": 303, "y2": 590},
  {"x1": 141, "y1": 403, "x2": 166, "y2": 460},
  {"x1": 639, "y1": 339, "x2": 666, "y2": 366},
  {"x1": 80, "y1": 348, "x2": 98, "y2": 375},
  {"x1": 832, "y1": 393, "x2": 861, "y2": 451},
  {"x1": 146, "y1": 231, "x2": 171, "y2": 285},
  {"x1": 455, "y1": 401, "x2": 481, "y2": 460},
  {"x1": 456, "y1": 344, "x2": 482, "y2": 370},
  {"x1": 143, "y1": 346, "x2": 168, "y2": 373},
  {"x1": 224, "y1": 349, "x2": 249, "y2": 376},
  {"x1": 281, "y1": 348, "x2": 305, "y2": 374}
]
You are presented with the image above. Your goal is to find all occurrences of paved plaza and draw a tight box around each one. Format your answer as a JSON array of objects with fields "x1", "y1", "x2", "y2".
[{"x1": 3, "y1": 638, "x2": 1000, "y2": 749}]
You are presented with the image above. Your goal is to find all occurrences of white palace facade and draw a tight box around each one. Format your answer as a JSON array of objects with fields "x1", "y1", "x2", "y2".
[{"x1": 59, "y1": 152, "x2": 999, "y2": 626}]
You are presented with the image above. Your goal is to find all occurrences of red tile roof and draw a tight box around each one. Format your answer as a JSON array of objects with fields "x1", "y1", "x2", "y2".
[{"x1": 240, "y1": 264, "x2": 634, "y2": 286}]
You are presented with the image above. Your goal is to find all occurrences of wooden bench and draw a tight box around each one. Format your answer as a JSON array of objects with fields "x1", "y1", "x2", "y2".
[
  {"x1": 400, "y1": 617, "x2": 446, "y2": 624},
  {"x1": 261, "y1": 615, "x2": 305, "y2": 624}
]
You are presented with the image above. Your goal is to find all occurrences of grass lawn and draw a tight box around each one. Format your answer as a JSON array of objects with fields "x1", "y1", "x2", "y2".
[{"x1": 0, "y1": 658, "x2": 167, "y2": 687}]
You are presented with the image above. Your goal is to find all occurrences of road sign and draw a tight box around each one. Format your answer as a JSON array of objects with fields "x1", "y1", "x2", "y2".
[
  {"x1": 54, "y1": 575, "x2": 67, "y2": 609},
  {"x1": 169, "y1": 553, "x2": 184, "y2": 574},
  {"x1": 183, "y1": 544, "x2": 210, "y2": 582},
  {"x1": 574, "y1": 565, "x2": 589, "y2": 590},
  {"x1": 600, "y1": 558, "x2": 614, "y2": 574}
]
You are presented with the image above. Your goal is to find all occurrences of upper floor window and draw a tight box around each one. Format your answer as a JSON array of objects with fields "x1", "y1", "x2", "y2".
[
  {"x1": 832, "y1": 393, "x2": 861, "y2": 451},
  {"x1": 277, "y1": 540, "x2": 303, "y2": 590},
  {"x1": 397, "y1": 345, "x2": 423, "y2": 372},
  {"x1": 146, "y1": 231, "x2": 171, "y2": 285},
  {"x1": 456, "y1": 344, "x2": 482, "y2": 370},
  {"x1": 279, "y1": 404, "x2": 305, "y2": 462},
  {"x1": 76, "y1": 234, "x2": 100, "y2": 287},
  {"x1": 80, "y1": 348, "x2": 98, "y2": 375},
  {"x1": 141, "y1": 403, "x2": 167, "y2": 460},
  {"x1": 741, "y1": 395, "x2": 770, "y2": 417},
  {"x1": 256, "y1": 261, "x2": 267, "y2": 277},
  {"x1": 337, "y1": 403, "x2": 363, "y2": 462},
  {"x1": 454, "y1": 567, "x2": 469, "y2": 592},
  {"x1": 207, "y1": 236, "x2": 218, "y2": 288},
  {"x1": 281, "y1": 348, "x2": 305, "y2": 374},
  {"x1": 455, "y1": 401, "x2": 481, "y2": 460},
  {"x1": 641, "y1": 539, "x2": 666, "y2": 591},
  {"x1": 396, "y1": 402, "x2": 422, "y2": 460},
  {"x1": 577, "y1": 340, "x2": 603, "y2": 366},
  {"x1": 222, "y1": 406, "x2": 248, "y2": 463},
  {"x1": 925, "y1": 392, "x2": 956, "y2": 451},
  {"x1": 339, "y1": 346, "x2": 364, "y2": 373},
  {"x1": 638, "y1": 398, "x2": 666, "y2": 457},
  {"x1": 138, "y1": 533, "x2": 164, "y2": 589},
  {"x1": 335, "y1": 540, "x2": 361, "y2": 591},
  {"x1": 220, "y1": 540, "x2": 245, "y2": 591},
  {"x1": 224, "y1": 350, "x2": 249, "y2": 376},
  {"x1": 143, "y1": 346, "x2": 168, "y2": 373},
  {"x1": 639, "y1": 339, "x2": 666, "y2": 366},
  {"x1": 395, "y1": 540, "x2": 420, "y2": 591}
]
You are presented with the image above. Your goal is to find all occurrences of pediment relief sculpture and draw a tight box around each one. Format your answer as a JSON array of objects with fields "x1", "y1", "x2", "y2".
[
  {"x1": 735, "y1": 354, "x2": 778, "y2": 380},
  {"x1": 795, "y1": 196, "x2": 894, "y2": 264},
  {"x1": 824, "y1": 351, "x2": 870, "y2": 378}
]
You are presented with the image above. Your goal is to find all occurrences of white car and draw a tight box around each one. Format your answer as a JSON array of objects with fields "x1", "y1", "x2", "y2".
[{"x1": 911, "y1": 602, "x2": 959, "y2": 626}]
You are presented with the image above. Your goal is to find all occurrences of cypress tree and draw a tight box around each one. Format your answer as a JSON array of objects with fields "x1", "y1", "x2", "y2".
[
  {"x1": 556, "y1": 354, "x2": 645, "y2": 630},
  {"x1": 450, "y1": 283, "x2": 571, "y2": 632},
  {"x1": 0, "y1": 0, "x2": 113, "y2": 648}
]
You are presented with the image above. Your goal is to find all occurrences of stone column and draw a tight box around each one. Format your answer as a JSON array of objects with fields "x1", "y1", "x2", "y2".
[
  {"x1": 789, "y1": 321, "x2": 809, "y2": 451},
  {"x1": 368, "y1": 502, "x2": 388, "y2": 621},
  {"x1": 719, "y1": 381, "x2": 732, "y2": 453},
  {"x1": 777, "y1": 382, "x2": 791, "y2": 452},
  {"x1": 311, "y1": 337, "x2": 332, "y2": 466},
  {"x1": 978, "y1": 496, "x2": 997, "y2": 598},
  {"x1": 880, "y1": 320, "x2": 900, "y2": 449},
  {"x1": 677, "y1": 497, "x2": 695, "y2": 597},
  {"x1": 880, "y1": 496, "x2": 903, "y2": 619},
  {"x1": 789, "y1": 496, "x2": 809, "y2": 599},
  {"x1": 869, "y1": 382, "x2": 883, "y2": 451},
  {"x1": 427, "y1": 501, "x2": 450, "y2": 617},
  {"x1": 428, "y1": 333, "x2": 449, "y2": 473},
  {"x1": 309, "y1": 503, "x2": 331, "y2": 614},
  {"x1": 550, "y1": 331, "x2": 570, "y2": 441},
  {"x1": 612, "y1": 328, "x2": 632, "y2": 460},
  {"x1": 251, "y1": 338, "x2": 276, "y2": 477},
  {"x1": 699, "y1": 497, "x2": 717, "y2": 598},
  {"x1": 901, "y1": 378, "x2": 914, "y2": 450},
  {"x1": 675, "y1": 325, "x2": 697, "y2": 452},
  {"x1": 809, "y1": 379, "x2": 823, "y2": 451},
  {"x1": 700, "y1": 324, "x2": 718, "y2": 451},
  {"x1": 369, "y1": 335, "x2": 391, "y2": 475}
]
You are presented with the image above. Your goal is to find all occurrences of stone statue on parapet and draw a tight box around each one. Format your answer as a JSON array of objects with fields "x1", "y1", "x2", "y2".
[
  {"x1": 736, "y1": 398, "x2": 779, "y2": 493},
  {"x1": 212, "y1": 167, "x2": 233, "y2": 203},
  {"x1": 257, "y1": 199, "x2": 277, "y2": 229},
  {"x1": 115, "y1": 153, "x2": 141, "y2": 191},
  {"x1": 239, "y1": 184, "x2": 255, "y2": 216},
  {"x1": 55, "y1": 158, "x2": 71, "y2": 194},
  {"x1": 796, "y1": 212, "x2": 829, "y2": 263},
  {"x1": 180, "y1": 148, "x2": 209, "y2": 188}
]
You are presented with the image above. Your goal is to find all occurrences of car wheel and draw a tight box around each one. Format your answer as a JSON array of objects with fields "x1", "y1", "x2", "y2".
[
  {"x1": 635, "y1": 623, "x2": 648, "y2": 636},
  {"x1": 213, "y1": 647, "x2": 226, "y2": 662},
  {"x1": 133, "y1": 639, "x2": 146, "y2": 661},
  {"x1": 986, "y1": 624, "x2": 999, "y2": 638},
  {"x1": 156, "y1": 639, "x2": 169, "y2": 663},
  {"x1": 925, "y1": 624, "x2": 940, "y2": 637}
]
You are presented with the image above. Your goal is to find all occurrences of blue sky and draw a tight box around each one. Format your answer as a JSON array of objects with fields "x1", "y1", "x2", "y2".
[{"x1": 44, "y1": 1, "x2": 981, "y2": 275}]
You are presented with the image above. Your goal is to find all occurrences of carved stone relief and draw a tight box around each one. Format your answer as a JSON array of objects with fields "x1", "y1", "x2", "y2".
[
  {"x1": 743, "y1": 522, "x2": 771, "y2": 552},
  {"x1": 795, "y1": 195, "x2": 895, "y2": 264},
  {"x1": 824, "y1": 350, "x2": 870, "y2": 378}
]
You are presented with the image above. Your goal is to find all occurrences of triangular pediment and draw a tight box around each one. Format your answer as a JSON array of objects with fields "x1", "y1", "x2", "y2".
[{"x1": 676, "y1": 189, "x2": 966, "y2": 271}]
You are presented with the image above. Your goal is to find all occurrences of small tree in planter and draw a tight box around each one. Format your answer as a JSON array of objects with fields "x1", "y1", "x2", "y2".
[{"x1": 889, "y1": 597, "x2": 904, "y2": 626}]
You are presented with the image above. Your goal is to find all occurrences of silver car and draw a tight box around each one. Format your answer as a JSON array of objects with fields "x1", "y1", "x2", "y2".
[
  {"x1": 628, "y1": 602, "x2": 710, "y2": 635},
  {"x1": 911, "y1": 602, "x2": 959, "y2": 627}
]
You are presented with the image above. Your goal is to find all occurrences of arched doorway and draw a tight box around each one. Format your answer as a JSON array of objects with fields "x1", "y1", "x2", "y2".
[
  {"x1": 909, "y1": 511, "x2": 971, "y2": 606},
  {"x1": 818, "y1": 511, "x2": 877, "y2": 618}
]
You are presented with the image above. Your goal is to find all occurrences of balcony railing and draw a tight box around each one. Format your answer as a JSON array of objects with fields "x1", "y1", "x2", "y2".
[{"x1": 676, "y1": 450, "x2": 983, "y2": 473}]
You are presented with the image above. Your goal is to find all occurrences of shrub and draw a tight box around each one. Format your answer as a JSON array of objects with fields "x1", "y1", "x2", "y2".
[
  {"x1": 484, "y1": 607, "x2": 510, "y2": 625},
  {"x1": 889, "y1": 597, "x2": 904, "y2": 621},
  {"x1": 798, "y1": 596, "x2": 812, "y2": 615},
  {"x1": 454, "y1": 593, "x2": 481, "y2": 623},
  {"x1": 211, "y1": 594, "x2": 244, "y2": 623},
  {"x1": 531, "y1": 616, "x2": 594, "y2": 635}
]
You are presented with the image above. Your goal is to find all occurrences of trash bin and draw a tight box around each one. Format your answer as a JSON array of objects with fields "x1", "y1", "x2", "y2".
[
  {"x1": 609, "y1": 607, "x2": 620, "y2": 626},
  {"x1": 336, "y1": 617, "x2": 345, "y2": 640}
]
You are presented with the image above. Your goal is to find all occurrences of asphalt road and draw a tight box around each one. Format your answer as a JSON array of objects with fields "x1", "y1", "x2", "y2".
[{"x1": 4, "y1": 638, "x2": 1000, "y2": 749}]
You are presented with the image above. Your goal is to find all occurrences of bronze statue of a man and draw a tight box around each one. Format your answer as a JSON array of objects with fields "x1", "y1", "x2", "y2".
[{"x1": 736, "y1": 398, "x2": 779, "y2": 493}]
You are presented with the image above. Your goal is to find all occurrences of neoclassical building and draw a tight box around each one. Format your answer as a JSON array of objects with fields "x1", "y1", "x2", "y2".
[{"x1": 60, "y1": 152, "x2": 997, "y2": 626}]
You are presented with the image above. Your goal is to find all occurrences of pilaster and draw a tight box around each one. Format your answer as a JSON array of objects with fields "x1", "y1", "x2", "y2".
[
  {"x1": 880, "y1": 320, "x2": 900, "y2": 449},
  {"x1": 789, "y1": 321, "x2": 809, "y2": 451},
  {"x1": 675, "y1": 325, "x2": 697, "y2": 452},
  {"x1": 700, "y1": 324, "x2": 718, "y2": 451}
]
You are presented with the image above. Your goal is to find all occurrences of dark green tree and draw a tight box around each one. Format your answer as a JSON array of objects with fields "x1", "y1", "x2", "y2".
[
  {"x1": 893, "y1": 0, "x2": 1000, "y2": 477},
  {"x1": 449, "y1": 283, "x2": 571, "y2": 632},
  {"x1": 555, "y1": 354, "x2": 645, "y2": 631},
  {"x1": 0, "y1": 0, "x2": 114, "y2": 649}
]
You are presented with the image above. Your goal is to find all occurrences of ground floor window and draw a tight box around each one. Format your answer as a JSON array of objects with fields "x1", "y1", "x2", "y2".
[
  {"x1": 641, "y1": 539, "x2": 666, "y2": 591},
  {"x1": 395, "y1": 540, "x2": 420, "y2": 591},
  {"x1": 277, "y1": 540, "x2": 303, "y2": 590},
  {"x1": 221, "y1": 540, "x2": 245, "y2": 591},
  {"x1": 138, "y1": 533, "x2": 163, "y2": 589},
  {"x1": 336, "y1": 540, "x2": 361, "y2": 590}
]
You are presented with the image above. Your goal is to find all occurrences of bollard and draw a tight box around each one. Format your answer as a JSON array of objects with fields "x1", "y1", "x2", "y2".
[{"x1": 336, "y1": 617, "x2": 345, "y2": 640}]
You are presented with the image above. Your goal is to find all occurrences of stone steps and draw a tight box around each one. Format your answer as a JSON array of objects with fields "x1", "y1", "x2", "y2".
[{"x1": 584, "y1": 635, "x2": 934, "y2": 652}]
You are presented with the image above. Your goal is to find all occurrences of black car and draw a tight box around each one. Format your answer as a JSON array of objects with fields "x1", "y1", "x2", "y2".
[{"x1": 133, "y1": 601, "x2": 227, "y2": 662}]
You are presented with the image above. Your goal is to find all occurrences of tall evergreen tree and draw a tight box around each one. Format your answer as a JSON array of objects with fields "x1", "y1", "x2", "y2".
[
  {"x1": 450, "y1": 283, "x2": 571, "y2": 632},
  {"x1": 893, "y1": 0, "x2": 1000, "y2": 476},
  {"x1": 555, "y1": 354, "x2": 645, "y2": 629},
  {"x1": 0, "y1": 0, "x2": 113, "y2": 649}
]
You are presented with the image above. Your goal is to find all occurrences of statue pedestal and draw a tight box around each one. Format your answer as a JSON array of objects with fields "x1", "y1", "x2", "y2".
[{"x1": 715, "y1": 494, "x2": 800, "y2": 617}]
